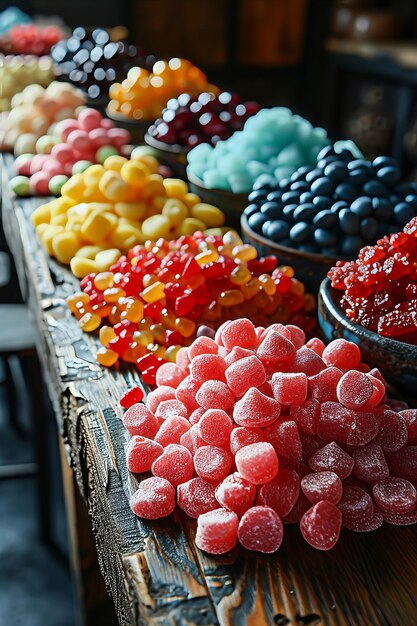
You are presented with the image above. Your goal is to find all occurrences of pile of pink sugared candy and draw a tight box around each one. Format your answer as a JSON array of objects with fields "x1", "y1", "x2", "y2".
[{"x1": 119, "y1": 318, "x2": 417, "y2": 555}]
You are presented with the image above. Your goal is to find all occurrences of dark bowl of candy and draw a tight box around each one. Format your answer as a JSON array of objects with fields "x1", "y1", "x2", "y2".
[
  {"x1": 144, "y1": 132, "x2": 188, "y2": 179},
  {"x1": 187, "y1": 172, "x2": 248, "y2": 228},
  {"x1": 241, "y1": 213, "x2": 340, "y2": 293},
  {"x1": 105, "y1": 107, "x2": 150, "y2": 144},
  {"x1": 319, "y1": 277, "x2": 417, "y2": 394}
]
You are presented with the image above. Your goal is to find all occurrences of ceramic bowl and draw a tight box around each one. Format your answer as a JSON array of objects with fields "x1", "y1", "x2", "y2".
[
  {"x1": 318, "y1": 277, "x2": 417, "y2": 394},
  {"x1": 144, "y1": 133, "x2": 188, "y2": 179},
  {"x1": 241, "y1": 214, "x2": 343, "y2": 293},
  {"x1": 187, "y1": 172, "x2": 248, "y2": 228}
]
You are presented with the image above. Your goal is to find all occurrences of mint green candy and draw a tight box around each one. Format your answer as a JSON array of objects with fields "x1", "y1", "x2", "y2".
[
  {"x1": 202, "y1": 169, "x2": 229, "y2": 190},
  {"x1": 96, "y1": 146, "x2": 119, "y2": 163},
  {"x1": 72, "y1": 160, "x2": 93, "y2": 175},
  {"x1": 36, "y1": 135, "x2": 56, "y2": 154},
  {"x1": 10, "y1": 175, "x2": 30, "y2": 196},
  {"x1": 131, "y1": 145, "x2": 158, "y2": 159},
  {"x1": 49, "y1": 175, "x2": 69, "y2": 195}
]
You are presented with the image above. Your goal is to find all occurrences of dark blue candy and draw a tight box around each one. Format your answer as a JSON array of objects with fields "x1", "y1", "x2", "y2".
[
  {"x1": 280, "y1": 238, "x2": 292, "y2": 248},
  {"x1": 337, "y1": 148, "x2": 355, "y2": 161},
  {"x1": 248, "y1": 189, "x2": 268, "y2": 204},
  {"x1": 313, "y1": 210, "x2": 338, "y2": 228},
  {"x1": 372, "y1": 197, "x2": 393, "y2": 221},
  {"x1": 339, "y1": 208, "x2": 360, "y2": 235},
  {"x1": 244, "y1": 203, "x2": 259, "y2": 218},
  {"x1": 406, "y1": 194, "x2": 417, "y2": 209},
  {"x1": 260, "y1": 201, "x2": 282, "y2": 219},
  {"x1": 311, "y1": 177, "x2": 335, "y2": 195},
  {"x1": 317, "y1": 146, "x2": 336, "y2": 161},
  {"x1": 281, "y1": 191, "x2": 300, "y2": 205},
  {"x1": 347, "y1": 159, "x2": 371, "y2": 171},
  {"x1": 312, "y1": 196, "x2": 332, "y2": 211},
  {"x1": 279, "y1": 178, "x2": 290, "y2": 190},
  {"x1": 363, "y1": 180, "x2": 388, "y2": 197},
  {"x1": 290, "y1": 181, "x2": 309, "y2": 192},
  {"x1": 351, "y1": 196, "x2": 373, "y2": 217},
  {"x1": 293, "y1": 203, "x2": 316, "y2": 222},
  {"x1": 299, "y1": 192, "x2": 314, "y2": 204},
  {"x1": 393, "y1": 202, "x2": 415, "y2": 225},
  {"x1": 252, "y1": 175, "x2": 277, "y2": 191},
  {"x1": 263, "y1": 220, "x2": 290, "y2": 242},
  {"x1": 331, "y1": 200, "x2": 348, "y2": 214},
  {"x1": 377, "y1": 166, "x2": 401, "y2": 186},
  {"x1": 324, "y1": 161, "x2": 348, "y2": 181},
  {"x1": 335, "y1": 182, "x2": 357, "y2": 203},
  {"x1": 389, "y1": 194, "x2": 401, "y2": 205},
  {"x1": 348, "y1": 169, "x2": 369, "y2": 186},
  {"x1": 282, "y1": 204, "x2": 298, "y2": 220},
  {"x1": 317, "y1": 156, "x2": 339, "y2": 170},
  {"x1": 360, "y1": 217, "x2": 379, "y2": 242},
  {"x1": 266, "y1": 191, "x2": 283, "y2": 203},
  {"x1": 314, "y1": 228, "x2": 338, "y2": 248},
  {"x1": 306, "y1": 168, "x2": 322, "y2": 183},
  {"x1": 396, "y1": 182, "x2": 417, "y2": 195},
  {"x1": 341, "y1": 236, "x2": 363, "y2": 257},
  {"x1": 372, "y1": 155, "x2": 397, "y2": 169},
  {"x1": 289, "y1": 222, "x2": 312, "y2": 243},
  {"x1": 298, "y1": 243, "x2": 320, "y2": 254},
  {"x1": 248, "y1": 212, "x2": 269, "y2": 233}
]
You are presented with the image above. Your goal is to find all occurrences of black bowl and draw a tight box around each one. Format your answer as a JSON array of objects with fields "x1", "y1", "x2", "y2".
[
  {"x1": 241, "y1": 214, "x2": 344, "y2": 293},
  {"x1": 187, "y1": 172, "x2": 247, "y2": 228},
  {"x1": 319, "y1": 277, "x2": 417, "y2": 394},
  {"x1": 144, "y1": 133, "x2": 188, "y2": 179}
]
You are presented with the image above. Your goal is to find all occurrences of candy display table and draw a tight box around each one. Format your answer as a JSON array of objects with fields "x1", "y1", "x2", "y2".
[{"x1": 2, "y1": 152, "x2": 417, "y2": 626}]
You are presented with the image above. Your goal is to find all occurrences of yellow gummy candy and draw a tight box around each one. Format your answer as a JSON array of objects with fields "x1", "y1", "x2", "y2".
[
  {"x1": 104, "y1": 155, "x2": 128, "y2": 172},
  {"x1": 40, "y1": 225, "x2": 65, "y2": 256},
  {"x1": 141, "y1": 175, "x2": 165, "y2": 201},
  {"x1": 162, "y1": 198, "x2": 189, "y2": 227},
  {"x1": 163, "y1": 178, "x2": 188, "y2": 199},
  {"x1": 183, "y1": 192, "x2": 200, "y2": 208},
  {"x1": 99, "y1": 170, "x2": 129, "y2": 202},
  {"x1": 110, "y1": 224, "x2": 145, "y2": 249},
  {"x1": 76, "y1": 245, "x2": 106, "y2": 259},
  {"x1": 52, "y1": 231, "x2": 81, "y2": 264},
  {"x1": 80, "y1": 211, "x2": 115, "y2": 244},
  {"x1": 61, "y1": 174, "x2": 86, "y2": 201},
  {"x1": 120, "y1": 161, "x2": 149, "y2": 187},
  {"x1": 177, "y1": 217, "x2": 206, "y2": 236},
  {"x1": 83, "y1": 164, "x2": 105, "y2": 187},
  {"x1": 191, "y1": 203, "x2": 225, "y2": 227},
  {"x1": 142, "y1": 214, "x2": 171, "y2": 239},
  {"x1": 95, "y1": 248, "x2": 121, "y2": 272},
  {"x1": 70, "y1": 256, "x2": 99, "y2": 278},
  {"x1": 50, "y1": 214, "x2": 68, "y2": 227},
  {"x1": 49, "y1": 197, "x2": 76, "y2": 217},
  {"x1": 114, "y1": 201, "x2": 147, "y2": 220},
  {"x1": 31, "y1": 203, "x2": 51, "y2": 227}
]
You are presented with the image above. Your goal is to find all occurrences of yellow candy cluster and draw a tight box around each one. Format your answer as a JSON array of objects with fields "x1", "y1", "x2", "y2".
[
  {"x1": 31, "y1": 153, "x2": 225, "y2": 277},
  {"x1": 108, "y1": 58, "x2": 218, "y2": 121}
]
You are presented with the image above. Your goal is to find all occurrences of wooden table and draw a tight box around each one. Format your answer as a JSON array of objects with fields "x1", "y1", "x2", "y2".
[{"x1": 2, "y1": 153, "x2": 417, "y2": 626}]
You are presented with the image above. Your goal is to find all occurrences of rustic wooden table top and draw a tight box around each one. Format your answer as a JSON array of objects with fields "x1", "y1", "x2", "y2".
[{"x1": 2, "y1": 153, "x2": 417, "y2": 626}]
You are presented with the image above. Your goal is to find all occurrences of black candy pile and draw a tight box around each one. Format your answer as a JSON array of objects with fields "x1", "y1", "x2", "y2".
[
  {"x1": 244, "y1": 146, "x2": 417, "y2": 257},
  {"x1": 51, "y1": 27, "x2": 154, "y2": 102}
]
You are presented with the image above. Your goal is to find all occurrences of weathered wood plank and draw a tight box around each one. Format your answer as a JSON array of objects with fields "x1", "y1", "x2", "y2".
[{"x1": 3, "y1": 153, "x2": 417, "y2": 626}]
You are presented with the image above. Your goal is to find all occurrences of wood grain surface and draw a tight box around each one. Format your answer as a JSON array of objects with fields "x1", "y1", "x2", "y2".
[{"x1": 2, "y1": 153, "x2": 417, "y2": 626}]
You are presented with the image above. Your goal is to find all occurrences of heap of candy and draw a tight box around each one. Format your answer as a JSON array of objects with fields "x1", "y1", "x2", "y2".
[
  {"x1": 245, "y1": 147, "x2": 417, "y2": 257},
  {"x1": 51, "y1": 27, "x2": 149, "y2": 102},
  {"x1": 1, "y1": 81, "x2": 85, "y2": 154},
  {"x1": 0, "y1": 7, "x2": 31, "y2": 35},
  {"x1": 31, "y1": 157, "x2": 225, "y2": 273},
  {"x1": 122, "y1": 319, "x2": 417, "y2": 554},
  {"x1": 186, "y1": 108, "x2": 330, "y2": 194},
  {"x1": 147, "y1": 92, "x2": 260, "y2": 149},
  {"x1": 67, "y1": 233, "x2": 316, "y2": 381},
  {"x1": 108, "y1": 58, "x2": 218, "y2": 121},
  {"x1": 0, "y1": 54, "x2": 54, "y2": 113},
  {"x1": 11, "y1": 108, "x2": 130, "y2": 196},
  {"x1": 1, "y1": 23, "x2": 63, "y2": 54},
  {"x1": 329, "y1": 217, "x2": 417, "y2": 343}
]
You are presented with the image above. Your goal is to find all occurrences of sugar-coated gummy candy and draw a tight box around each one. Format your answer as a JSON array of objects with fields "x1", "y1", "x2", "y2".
[
  {"x1": 271, "y1": 372, "x2": 308, "y2": 405},
  {"x1": 263, "y1": 420, "x2": 302, "y2": 462},
  {"x1": 155, "y1": 399, "x2": 188, "y2": 421},
  {"x1": 309, "y1": 442, "x2": 354, "y2": 479},
  {"x1": 188, "y1": 336, "x2": 218, "y2": 360},
  {"x1": 282, "y1": 492, "x2": 311, "y2": 524},
  {"x1": 337, "y1": 485, "x2": 373, "y2": 528},
  {"x1": 286, "y1": 325, "x2": 306, "y2": 350},
  {"x1": 215, "y1": 473, "x2": 256, "y2": 517},
  {"x1": 372, "y1": 477, "x2": 417, "y2": 514},
  {"x1": 225, "y1": 355, "x2": 266, "y2": 397},
  {"x1": 374, "y1": 409, "x2": 408, "y2": 452},
  {"x1": 352, "y1": 443, "x2": 389, "y2": 483},
  {"x1": 151, "y1": 444, "x2": 194, "y2": 487},
  {"x1": 300, "y1": 500, "x2": 342, "y2": 550},
  {"x1": 235, "y1": 442, "x2": 278, "y2": 485},
  {"x1": 381, "y1": 508, "x2": 417, "y2": 526},
  {"x1": 238, "y1": 506, "x2": 284, "y2": 553},
  {"x1": 189, "y1": 407, "x2": 205, "y2": 425},
  {"x1": 190, "y1": 354, "x2": 227, "y2": 382},
  {"x1": 194, "y1": 445, "x2": 233, "y2": 484},
  {"x1": 177, "y1": 477, "x2": 218, "y2": 518},
  {"x1": 292, "y1": 346, "x2": 325, "y2": 376},
  {"x1": 126, "y1": 436, "x2": 163, "y2": 473},
  {"x1": 305, "y1": 337, "x2": 325, "y2": 356},
  {"x1": 175, "y1": 375, "x2": 201, "y2": 412},
  {"x1": 322, "y1": 339, "x2": 361, "y2": 370},
  {"x1": 257, "y1": 469, "x2": 300, "y2": 517},
  {"x1": 308, "y1": 367, "x2": 343, "y2": 403},
  {"x1": 233, "y1": 387, "x2": 281, "y2": 428},
  {"x1": 155, "y1": 362, "x2": 187, "y2": 388},
  {"x1": 224, "y1": 346, "x2": 254, "y2": 366},
  {"x1": 301, "y1": 471, "x2": 343, "y2": 505},
  {"x1": 299, "y1": 433, "x2": 322, "y2": 462},
  {"x1": 198, "y1": 409, "x2": 233, "y2": 448},
  {"x1": 122, "y1": 403, "x2": 159, "y2": 439},
  {"x1": 256, "y1": 330, "x2": 295, "y2": 366},
  {"x1": 220, "y1": 318, "x2": 258, "y2": 351},
  {"x1": 196, "y1": 380, "x2": 235, "y2": 411},
  {"x1": 344, "y1": 506, "x2": 384, "y2": 532},
  {"x1": 230, "y1": 426, "x2": 263, "y2": 455},
  {"x1": 154, "y1": 416, "x2": 190, "y2": 447},
  {"x1": 387, "y1": 446, "x2": 417, "y2": 481},
  {"x1": 119, "y1": 386, "x2": 144, "y2": 408},
  {"x1": 180, "y1": 424, "x2": 205, "y2": 454},
  {"x1": 146, "y1": 385, "x2": 176, "y2": 414},
  {"x1": 176, "y1": 347, "x2": 191, "y2": 370},
  {"x1": 290, "y1": 398, "x2": 320, "y2": 435},
  {"x1": 336, "y1": 370, "x2": 374, "y2": 410},
  {"x1": 196, "y1": 508, "x2": 239, "y2": 554},
  {"x1": 130, "y1": 476, "x2": 175, "y2": 519},
  {"x1": 400, "y1": 409, "x2": 417, "y2": 444}
]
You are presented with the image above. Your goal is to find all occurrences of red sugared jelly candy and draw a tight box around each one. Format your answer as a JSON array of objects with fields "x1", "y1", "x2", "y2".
[
  {"x1": 352, "y1": 443, "x2": 389, "y2": 483},
  {"x1": 131, "y1": 477, "x2": 175, "y2": 519},
  {"x1": 221, "y1": 318, "x2": 258, "y2": 351},
  {"x1": 257, "y1": 468, "x2": 300, "y2": 517},
  {"x1": 300, "y1": 500, "x2": 342, "y2": 550},
  {"x1": 196, "y1": 508, "x2": 239, "y2": 554},
  {"x1": 122, "y1": 403, "x2": 159, "y2": 439},
  {"x1": 198, "y1": 409, "x2": 233, "y2": 448},
  {"x1": 151, "y1": 444, "x2": 194, "y2": 487},
  {"x1": 154, "y1": 416, "x2": 190, "y2": 447},
  {"x1": 155, "y1": 398, "x2": 188, "y2": 420},
  {"x1": 215, "y1": 472, "x2": 256, "y2": 517},
  {"x1": 126, "y1": 436, "x2": 163, "y2": 473},
  {"x1": 373, "y1": 477, "x2": 417, "y2": 514},
  {"x1": 336, "y1": 370, "x2": 374, "y2": 410},
  {"x1": 301, "y1": 471, "x2": 343, "y2": 505},
  {"x1": 238, "y1": 506, "x2": 284, "y2": 553},
  {"x1": 235, "y1": 442, "x2": 278, "y2": 485},
  {"x1": 146, "y1": 385, "x2": 176, "y2": 413},
  {"x1": 194, "y1": 445, "x2": 233, "y2": 484},
  {"x1": 271, "y1": 372, "x2": 308, "y2": 405},
  {"x1": 156, "y1": 362, "x2": 187, "y2": 388},
  {"x1": 190, "y1": 354, "x2": 227, "y2": 382},
  {"x1": 309, "y1": 442, "x2": 354, "y2": 479},
  {"x1": 196, "y1": 380, "x2": 235, "y2": 411},
  {"x1": 263, "y1": 420, "x2": 303, "y2": 462},
  {"x1": 230, "y1": 426, "x2": 263, "y2": 455},
  {"x1": 233, "y1": 387, "x2": 281, "y2": 428},
  {"x1": 322, "y1": 339, "x2": 361, "y2": 370},
  {"x1": 177, "y1": 477, "x2": 217, "y2": 518},
  {"x1": 374, "y1": 409, "x2": 407, "y2": 452},
  {"x1": 290, "y1": 398, "x2": 320, "y2": 435},
  {"x1": 120, "y1": 386, "x2": 144, "y2": 408},
  {"x1": 225, "y1": 355, "x2": 266, "y2": 397}
]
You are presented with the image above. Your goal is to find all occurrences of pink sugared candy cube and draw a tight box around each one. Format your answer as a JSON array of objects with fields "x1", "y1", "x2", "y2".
[
  {"x1": 126, "y1": 436, "x2": 163, "y2": 473},
  {"x1": 198, "y1": 409, "x2": 233, "y2": 448},
  {"x1": 195, "y1": 508, "x2": 239, "y2": 554},
  {"x1": 151, "y1": 444, "x2": 194, "y2": 487},
  {"x1": 257, "y1": 468, "x2": 300, "y2": 517},
  {"x1": 177, "y1": 477, "x2": 217, "y2": 518},
  {"x1": 238, "y1": 506, "x2": 284, "y2": 553},
  {"x1": 130, "y1": 476, "x2": 175, "y2": 519},
  {"x1": 215, "y1": 472, "x2": 256, "y2": 517},
  {"x1": 235, "y1": 442, "x2": 278, "y2": 485},
  {"x1": 194, "y1": 445, "x2": 233, "y2": 484},
  {"x1": 225, "y1": 355, "x2": 266, "y2": 397},
  {"x1": 271, "y1": 372, "x2": 308, "y2": 405}
]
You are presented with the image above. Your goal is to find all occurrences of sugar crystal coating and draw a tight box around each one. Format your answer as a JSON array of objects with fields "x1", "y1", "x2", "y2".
[
  {"x1": 177, "y1": 478, "x2": 218, "y2": 518},
  {"x1": 322, "y1": 339, "x2": 361, "y2": 370},
  {"x1": 257, "y1": 469, "x2": 300, "y2": 516},
  {"x1": 271, "y1": 372, "x2": 308, "y2": 405},
  {"x1": 126, "y1": 436, "x2": 163, "y2": 473},
  {"x1": 352, "y1": 443, "x2": 389, "y2": 483},
  {"x1": 194, "y1": 445, "x2": 233, "y2": 484},
  {"x1": 215, "y1": 473, "x2": 256, "y2": 517},
  {"x1": 235, "y1": 442, "x2": 279, "y2": 484},
  {"x1": 122, "y1": 403, "x2": 159, "y2": 438},
  {"x1": 309, "y1": 442, "x2": 354, "y2": 479},
  {"x1": 196, "y1": 508, "x2": 239, "y2": 554},
  {"x1": 154, "y1": 416, "x2": 190, "y2": 447},
  {"x1": 301, "y1": 471, "x2": 343, "y2": 505},
  {"x1": 300, "y1": 500, "x2": 342, "y2": 550},
  {"x1": 230, "y1": 426, "x2": 263, "y2": 455},
  {"x1": 373, "y1": 477, "x2": 417, "y2": 514},
  {"x1": 238, "y1": 506, "x2": 284, "y2": 553},
  {"x1": 198, "y1": 409, "x2": 233, "y2": 448},
  {"x1": 196, "y1": 380, "x2": 235, "y2": 411},
  {"x1": 233, "y1": 387, "x2": 281, "y2": 428},
  {"x1": 226, "y1": 355, "x2": 266, "y2": 397},
  {"x1": 131, "y1": 477, "x2": 175, "y2": 519},
  {"x1": 151, "y1": 444, "x2": 194, "y2": 487}
]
